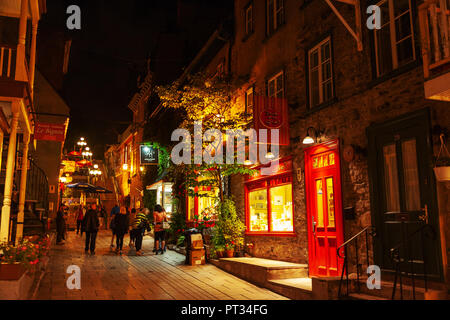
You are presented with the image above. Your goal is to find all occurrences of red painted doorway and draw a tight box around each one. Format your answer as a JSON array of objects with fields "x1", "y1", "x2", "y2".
[{"x1": 305, "y1": 139, "x2": 344, "y2": 277}]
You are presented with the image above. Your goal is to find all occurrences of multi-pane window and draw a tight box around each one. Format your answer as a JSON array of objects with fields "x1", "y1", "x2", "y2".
[
  {"x1": 308, "y1": 37, "x2": 333, "y2": 108},
  {"x1": 374, "y1": 0, "x2": 415, "y2": 77},
  {"x1": 268, "y1": 71, "x2": 284, "y2": 98},
  {"x1": 245, "y1": 3, "x2": 254, "y2": 36},
  {"x1": 267, "y1": 0, "x2": 284, "y2": 35},
  {"x1": 245, "y1": 86, "x2": 254, "y2": 116}
]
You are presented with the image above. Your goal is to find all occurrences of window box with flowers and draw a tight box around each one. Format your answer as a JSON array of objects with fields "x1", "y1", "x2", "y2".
[{"x1": 0, "y1": 235, "x2": 51, "y2": 281}]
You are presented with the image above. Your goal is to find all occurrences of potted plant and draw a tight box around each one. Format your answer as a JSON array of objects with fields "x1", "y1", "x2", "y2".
[
  {"x1": 215, "y1": 245, "x2": 225, "y2": 258},
  {"x1": 434, "y1": 157, "x2": 450, "y2": 181},
  {"x1": 216, "y1": 198, "x2": 245, "y2": 258},
  {"x1": 433, "y1": 134, "x2": 450, "y2": 182},
  {"x1": 224, "y1": 242, "x2": 235, "y2": 258}
]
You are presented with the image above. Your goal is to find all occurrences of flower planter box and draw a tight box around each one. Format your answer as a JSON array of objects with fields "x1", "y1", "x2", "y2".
[
  {"x1": 434, "y1": 166, "x2": 450, "y2": 182},
  {"x1": 0, "y1": 263, "x2": 26, "y2": 281}
]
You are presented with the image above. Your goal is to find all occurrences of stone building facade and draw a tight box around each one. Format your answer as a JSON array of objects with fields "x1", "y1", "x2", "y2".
[{"x1": 221, "y1": 0, "x2": 450, "y2": 285}]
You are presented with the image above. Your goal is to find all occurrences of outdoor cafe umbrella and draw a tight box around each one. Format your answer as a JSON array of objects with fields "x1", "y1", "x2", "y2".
[{"x1": 66, "y1": 183, "x2": 112, "y2": 194}]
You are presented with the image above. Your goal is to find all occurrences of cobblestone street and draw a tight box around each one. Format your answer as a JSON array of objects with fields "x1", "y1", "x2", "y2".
[{"x1": 34, "y1": 230, "x2": 288, "y2": 300}]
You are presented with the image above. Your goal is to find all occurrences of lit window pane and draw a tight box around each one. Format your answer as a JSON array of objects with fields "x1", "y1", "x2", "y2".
[
  {"x1": 326, "y1": 177, "x2": 335, "y2": 228},
  {"x1": 383, "y1": 144, "x2": 401, "y2": 212},
  {"x1": 270, "y1": 184, "x2": 293, "y2": 232},
  {"x1": 402, "y1": 139, "x2": 421, "y2": 211},
  {"x1": 249, "y1": 189, "x2": 268, "y2": 231},
  {"x1": 316, "y1": 179, "x2": 324, "y2": 228}
]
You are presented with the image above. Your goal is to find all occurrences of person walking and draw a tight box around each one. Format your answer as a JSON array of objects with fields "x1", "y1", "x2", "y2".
[
  {"x1": 153, "y1": 205, "x2": 168, "y2": 255},
  {"x1": 83, "y1": 203, "x2": 100, "y2": 255},
  {"x1": 109, "y1": 204, "x2": 120, "y2": 248},
  {"x1": 131, "y1": 208, "x2": 150, "y2": 256},
  {"x1": 76, "y1": 206, "x2": 84, "y2": 235},
  {"x1": 128, "y1": 208, "x2": 137, "y2": 248},
  {"x1": 56, "y1": 205, "x2": 67, "y2": 245},
  {"x1": 112, "y1": 206, "x2": 129, "y2": 255}
]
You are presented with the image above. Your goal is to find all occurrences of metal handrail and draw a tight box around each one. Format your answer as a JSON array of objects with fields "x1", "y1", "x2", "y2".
[
  {"x1": 389, "y1": 223, "x2": 436, "y2": 300},
  {"x1": 337, "y1": 226, "x2": 376, "y2": 298}
]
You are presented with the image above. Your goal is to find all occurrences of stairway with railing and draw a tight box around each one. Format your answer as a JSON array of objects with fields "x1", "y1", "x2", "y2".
[
  {"x1": 389, "y1": 224, "x2": 437, "y2": 300},
  {"x1": 2, "y1": 147, "x2": 50, "y2": 244},
  {"x1": 337, "y1": 222, "x2": 446, "y2": 300},
  {"x1": 337, "y1": 226, "x2": 376, "y2": 298}
]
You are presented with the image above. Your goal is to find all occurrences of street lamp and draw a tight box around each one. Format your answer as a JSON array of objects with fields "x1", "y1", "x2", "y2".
[{"x1": 77, "y1": 137, "x2": 87, "y2": 149}]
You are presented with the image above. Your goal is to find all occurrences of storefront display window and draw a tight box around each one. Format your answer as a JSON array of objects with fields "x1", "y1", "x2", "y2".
[
  {"x1": 245, "y1": 158, "x2": 294, "y2": 235},
  {"x1": 147, "y1": 181, "x2": 174, "y2": 215},
  {"x1": 270, "y1": 184, "x2": 293, "y2": 232},
  {"x1": 249, "y1": 189, "x2": 268, "y2": 232},
  {"x1": 186, "y1": 177, "x2": 219, "y2": 222}
]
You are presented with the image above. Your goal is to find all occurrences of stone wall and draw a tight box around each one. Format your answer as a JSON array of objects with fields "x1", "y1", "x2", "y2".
[{"x1": 227, "y1": 0, "x2": 450, "y2": 272}]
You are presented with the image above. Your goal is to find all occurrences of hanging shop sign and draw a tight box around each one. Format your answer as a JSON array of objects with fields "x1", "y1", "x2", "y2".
[
  {"x1": 254, "y1": 96, "x2": 290, "y2": 145},
  {"x1": 140, "y1": 144, "x2": 159, "y2": 165},
  {"x1": 34, "y1": 123, "x2": 66, "y2": 142},
  {"x1": 62, "y1": 160, "x2": 76, "y2": 173}
]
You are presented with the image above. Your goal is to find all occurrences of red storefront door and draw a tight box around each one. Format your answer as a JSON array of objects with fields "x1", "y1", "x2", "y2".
[{"x1": 305, "y1": 139, "x2": 344, "y2": 277}]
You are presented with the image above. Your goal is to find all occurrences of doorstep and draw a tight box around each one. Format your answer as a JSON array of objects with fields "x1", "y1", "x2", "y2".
[{"x1": 210, "y1": 257, "x2": 312, "y2": 300}]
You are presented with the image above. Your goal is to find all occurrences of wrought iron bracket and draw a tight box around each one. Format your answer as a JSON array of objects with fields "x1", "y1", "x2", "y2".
[{"x1": 324, "y1": 0, "x2": 363, "y2": 51}]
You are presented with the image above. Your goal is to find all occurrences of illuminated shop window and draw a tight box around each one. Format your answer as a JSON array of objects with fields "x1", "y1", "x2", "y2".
[
  {"x1": 270, "y1": 184, "x2": 293, "y2": 232},
  {"x1": 247, "y1": 177, "x2": 294, "y2": 234},
  {"x1": 147, "y1": 182, "x2": 174, "y2": 215},
  {"x1": 249, "y1": 189, "x2": 268, "y2": 232},
  {"x1": 187, "y1": 176, "x2": 219, "y2": 222}
]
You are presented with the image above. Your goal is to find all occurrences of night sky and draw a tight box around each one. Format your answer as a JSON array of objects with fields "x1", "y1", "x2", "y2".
[{"x1": 38, "y1": 0, "x2": 233, "y2": 159}]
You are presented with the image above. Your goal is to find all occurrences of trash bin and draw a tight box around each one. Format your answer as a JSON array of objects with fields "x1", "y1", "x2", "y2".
[{"x1": 184, "y1": 228, "x2": 204, "y2": 265}]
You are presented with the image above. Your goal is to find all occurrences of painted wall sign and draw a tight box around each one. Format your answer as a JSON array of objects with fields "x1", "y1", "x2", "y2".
[
  {"x1": 140, "y1": 144, "x2": 158, "y2": 165},
  {"x1": 35, "y1": 123, "x2": 66, "y2": 142}
]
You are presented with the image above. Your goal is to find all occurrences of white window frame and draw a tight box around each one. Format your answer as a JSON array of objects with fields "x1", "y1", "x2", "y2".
[
  {"x1": 373, "y1": 0, "x2": 416, "y2": 77},
  {"x1": 267, "y1": 0, "x2": 284, "y2": 35},
  {"x1": 245, "y1": 3, "x2": 254, "y2": 36},
  {"x1": 267, "y1": 71, "x2": 284, "y2": 98},
  {"x1": 308, "y1": 37, "x2": 333, "y2": 108}
]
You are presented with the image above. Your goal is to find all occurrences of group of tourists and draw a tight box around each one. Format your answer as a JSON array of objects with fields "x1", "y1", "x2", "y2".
[
  {"x1": 108, "y1": 204, "x2": 168, "y2": 256},
  {"x1": 56, "y1": 201, "x2": 169, "y2": 256}
]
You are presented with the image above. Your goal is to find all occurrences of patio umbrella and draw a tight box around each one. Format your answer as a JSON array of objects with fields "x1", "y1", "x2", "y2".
[
  {"x1": 93, "y1": 186, "x2": 113, "y2": 194},
  {"x1": 66, "y1": 182, "x2": 98, "y2": 193}
]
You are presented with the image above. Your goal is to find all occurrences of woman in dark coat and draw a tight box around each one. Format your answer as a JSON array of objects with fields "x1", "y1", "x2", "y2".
[
  {"x1": 113, "y1": 206, "x2": 129, "y2": 255},
  {"x1": 56, "y1": 206, "x2": 67, "y2": 244}
]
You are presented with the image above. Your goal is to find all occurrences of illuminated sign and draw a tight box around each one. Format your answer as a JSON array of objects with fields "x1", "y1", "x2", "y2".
[{"x1": 140, "y1": 144, "x2": 158, "y2": 165}]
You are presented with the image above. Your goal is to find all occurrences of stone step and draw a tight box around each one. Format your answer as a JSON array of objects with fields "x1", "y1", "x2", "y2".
[
  {"x1": 348, "y1": 293, "x2": 389, "y2": 300},
  {"x1": 211, "y1": 257, "x2": 308, "y2": 287},
  {"x1": 266, "y1": 278, "x2": 312, "y2": 300},
  {"x1": 344, "y1": 276, "x2": 448, "y2": 300}
]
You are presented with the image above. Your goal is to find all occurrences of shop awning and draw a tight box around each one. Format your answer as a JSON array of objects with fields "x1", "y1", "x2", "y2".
[{"x1": 146, "y1": 169, "x2": 169, "y2": 190}]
